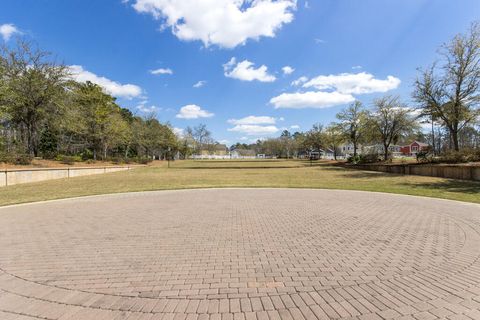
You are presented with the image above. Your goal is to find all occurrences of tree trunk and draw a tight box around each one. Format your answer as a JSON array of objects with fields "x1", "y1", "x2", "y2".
[
  {"x1": 384, "y1": 144, "x2": 389, "y2": 162},
  {"x1": 451, "y1": 130, "x2": 460, "y2": 151},
  {"x1": 431, "y1": 119, "x2": 436, "y2": 155},
  {"x1": 353, "y1": 141, "x2": 357, "y2": 157}
]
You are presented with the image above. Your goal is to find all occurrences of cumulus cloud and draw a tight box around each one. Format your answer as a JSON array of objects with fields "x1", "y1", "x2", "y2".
[
  {"x1": 275, "y1": 71, "x2": 401, "y2": 109},
  {"x1": 223, "y1": 58, "x2": 276, "y2": 82},
  {"x1": 270, "y1": 91, "x2": 355, "y2": 109},
  {"x1": 291, "y1": 76, "x2": 308, "y2": 86},
  {"x1": 228, "y1": 124, "x2": 279, "y2": 135},
  {"x1": 303, "y1": 72, "x2": 401, "y2": 94},
  {"x1": 69, "y1": 65, "x2": 142, "y2": 99},
  {"x1": 228, "y1": 116, "x2": 277, "y2": 125},
  {"x1": 227, "y1": 115, "x2": 279, "y2": 135},
  {"x1": 282, "y1": 66, "x2": 295, "y2": 75},
  {"x1": 176, "y1": 104, "x2": 214, "y2": 119},
  {"x1": 0, "y1": 23, "x2": 21, "y2": 41},
  {"x1": 131, "y1": 0, "x2": 296, "y2": 48},
  {"x1": 193, "y1": 80, "x2": 206, "y2": 88},
  {"x1": 150, "y1": 68, "x2": 173, "y2": 75},
  {"x1": 290, "y1": 125, "x2": 300, "y2": 129}
]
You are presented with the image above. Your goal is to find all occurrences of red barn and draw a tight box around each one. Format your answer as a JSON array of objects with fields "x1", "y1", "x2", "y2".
[{"x1": 401, "y1": 141, "x2": 430, "y2": 156}]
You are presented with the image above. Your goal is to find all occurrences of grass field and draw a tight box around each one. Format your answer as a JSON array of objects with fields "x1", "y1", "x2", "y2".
[{"x1": 1, "y1": 159, "x2": 479, "y2": 206}]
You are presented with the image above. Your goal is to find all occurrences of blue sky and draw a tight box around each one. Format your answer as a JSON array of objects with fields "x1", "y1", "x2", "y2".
[{"x1": 1, "y1": 0, "x2": 479, "y2": 145}]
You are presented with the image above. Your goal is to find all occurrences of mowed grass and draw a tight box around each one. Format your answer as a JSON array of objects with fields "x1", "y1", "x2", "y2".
[{"x1": 1, "y1": 159, "x2": 479, "y2": 206}]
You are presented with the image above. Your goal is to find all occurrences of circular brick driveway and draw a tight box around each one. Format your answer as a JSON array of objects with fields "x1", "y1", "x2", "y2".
[{"x1": 0, "y1": 189, "x2": 479, "y2": 320}]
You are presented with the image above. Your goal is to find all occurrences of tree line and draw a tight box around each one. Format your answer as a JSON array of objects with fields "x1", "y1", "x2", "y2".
[{"x1": 0, "y1": 40, "x2": 179, "y2": 163}]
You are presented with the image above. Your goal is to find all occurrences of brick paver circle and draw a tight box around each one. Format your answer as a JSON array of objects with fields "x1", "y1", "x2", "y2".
[{"x1": 0, "y1": 189, "x2": 479, "y2": 319}]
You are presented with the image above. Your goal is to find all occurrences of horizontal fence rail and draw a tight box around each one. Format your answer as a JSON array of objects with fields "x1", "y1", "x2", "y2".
[{"x1": 0, "y1": 166, "x2": 139, "y2": 187}]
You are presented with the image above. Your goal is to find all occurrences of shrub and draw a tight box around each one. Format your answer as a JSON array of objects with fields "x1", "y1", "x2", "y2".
[
  {"x1": 347, "y1": 155, "x2": 361, "y2": 164},
  {"x1": 15, "y1": 154, "x2": 33, "y2": 165},
  {"x1": 55, "y1": 155, "x2": 82, "y2": 165},
  {"x1": 416, "y1": 150, "x2": 432, "y2": 163},
  {"x1": 136, "y1": 157, "x2": 153, "y2": 164},
  {"x1": 108, "y1": 157, "x2": 130, "y2": 165},
  {"x1": 436, "y1": 149, "x2": 480, "y2": 164},
  {"x1": 358, "y1": 153, "x2": 381, "y2": 164},
  {"x1": 0, "y1": 153, "x2": 33, "y2": 165},
  {"x1": 80, "y1": 149, "x2": 94, "y2": 161},
  {"x1": 127, "y1": 157, "x2": 152, "y2": 164}
]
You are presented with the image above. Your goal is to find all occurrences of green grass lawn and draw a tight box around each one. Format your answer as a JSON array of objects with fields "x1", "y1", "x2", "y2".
[{"x1": 1, "y1": 159, "x2": 479, "y2": 206}]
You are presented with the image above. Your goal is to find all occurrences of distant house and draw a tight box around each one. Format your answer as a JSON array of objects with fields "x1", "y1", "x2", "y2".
[
  {"x1": 230, "y1": 149, "x2": 256, "y2": 159},
  {"x1": 191, "y1": 144, "x2": 229, "y2": 159},
  {"x1": 339, "y1": 143, "x2": 358, "y2": 157},
  {"x1": 199, "y1": 144, "x2": 228, "y2": 156},
  {"x1": 363, "y1": 144, "x2": 403, "y2": 158},
  {"x1": 400, "y1": 141, "x2": 430, "y2": 156}
]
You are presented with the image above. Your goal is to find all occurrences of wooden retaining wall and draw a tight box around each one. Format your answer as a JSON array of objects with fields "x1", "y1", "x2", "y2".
[{"x1": 350, "y1": 163, "x2": 480, "y2": 181}]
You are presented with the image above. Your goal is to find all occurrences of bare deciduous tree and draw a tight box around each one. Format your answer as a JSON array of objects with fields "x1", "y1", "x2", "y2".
[
  {"x1": 368, "y1": 96, "x2": 416, "y2": 161},
  {"x1": 414, "y1": 21, "x2": 480, "y2": 151}
]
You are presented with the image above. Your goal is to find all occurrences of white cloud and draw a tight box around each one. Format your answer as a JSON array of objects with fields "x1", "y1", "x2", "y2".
[
  {"x1": 193, "y1": 80, "x2": 206, "y2": 88},
  {"x1": 131, "y1": 0, "x2": 296, "y2": 49},
  {"x1": 228, "y1": 116, "x2": 276, "y2": 125},
  {"x1": 352, "y1": 65, "x2": 362, "y2": 70},
  {"x1": 176, "y1": 104, "x2": 214, "y2": 119},
  {"x1": 270, "y1": 91, "x2": 355, "y2": 109},
  {"x1": 0, "y1": 23, "x2": 21, "y2": 41},
  {"x1": 223, "y1": 58, "x2": 276, "y2": 82},
  {"x1": 303, "y1": 72, "x2": 401, "y2": 94},
  {"x1": 136, "y1": 101, "x2": 159, "y2": 113},
  {"x1": 290, "y1": 125, "x2": 300, "y2": 129},
  {"x1": 282, "y1": 66, "x2": 295, "y2": 75},
  {"x1": 173, "y1": 127, "x2": 184, "y2": 136},
  {"x1": 150, "y1": 68, "x2": 173, "y2": 75},
  {"x1": 278, "y1": 71, "x2": 401, "y2": 109},
  {"x1": 291, "y1": 76, "x2": 308, "y2": 86},
  {"x1": 69, "y1": 65, "x2": 142, "y2": 99},
  {"x1": 227, "y1": 116, "x2": 279, "y2": 135},
  {"x1": 228, "y1": 124, "x2": 279, "y2": 135},
  {"x1": 314, "y1": 38, "x2": 326, "y2": 44}
]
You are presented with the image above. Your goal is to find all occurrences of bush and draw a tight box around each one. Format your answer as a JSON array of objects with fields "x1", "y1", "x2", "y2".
[
  {"x1": 358, "y1": 153, "x2": 381, "y2": 164},
  {"x1": 108, "y1": 157, "x2": 129, "y2": 165},
  {"x1": 416, "y1": 150, "x2": 432, "y2": 163},
  {"x1": 126, "y1": 157, "x2": 152, "y2": 164},
  {"x1": 80, "y1": 149, "x2": 94, "y2": 161},
  {"x1": 55, "y1": 155, "x2": 82, "y2": 165},
  {"x1": 135, "y1": 157, "x2": 153, "y2": 164},
  {"x1": 347, "y1": 155, "x2": 361, "y2": 164},
  {"x1": 0, "y1": 153, "x2": 33, "y2": 165},
  {"x1": 436, "y1": 149, "x2": 480, "y2": 164}
]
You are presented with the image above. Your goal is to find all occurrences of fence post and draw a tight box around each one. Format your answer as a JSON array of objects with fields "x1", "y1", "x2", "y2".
[{"x1": 4, "y1": 170, "x2": 7, "y2": 187}]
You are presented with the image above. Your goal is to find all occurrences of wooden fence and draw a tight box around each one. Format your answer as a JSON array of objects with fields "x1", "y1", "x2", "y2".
[{"x1": 349, "y1": 163, "x2": 480, "y2": 181}]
